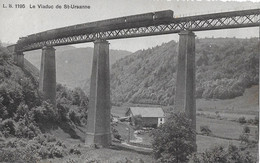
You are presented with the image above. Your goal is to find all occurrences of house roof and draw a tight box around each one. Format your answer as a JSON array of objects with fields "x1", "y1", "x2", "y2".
[{"x1": 127, "y1": 107, "x2": 165, "y2": 118}]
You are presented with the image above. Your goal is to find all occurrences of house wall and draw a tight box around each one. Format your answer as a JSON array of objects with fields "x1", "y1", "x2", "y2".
[
  {"x1": 143, "y1": 117, "x2": 158, "y2": 127},
  {"x1": 158, "y1": 117, "x2": 165, "y2": 127}
]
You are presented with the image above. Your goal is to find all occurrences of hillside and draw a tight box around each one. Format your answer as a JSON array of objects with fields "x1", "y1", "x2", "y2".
[
  {"x1": 0, "y1": 44, "x2": 89, "y2": 161},
  {"x1": 25, "y1": 46, "x2": 131, "y2": 88},
  {"x1": 108, "y1": 38, "x2": 259, "y2": 106}
]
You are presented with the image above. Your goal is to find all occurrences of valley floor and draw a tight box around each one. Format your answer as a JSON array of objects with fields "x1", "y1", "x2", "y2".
[{"x1": 0, "y1": 86, "x2": 258, "y2": 162}]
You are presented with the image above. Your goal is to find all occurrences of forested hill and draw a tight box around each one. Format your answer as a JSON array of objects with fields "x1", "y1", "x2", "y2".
[{"x1": 110, "y1": 38, "x2": 259, "y2": 106}]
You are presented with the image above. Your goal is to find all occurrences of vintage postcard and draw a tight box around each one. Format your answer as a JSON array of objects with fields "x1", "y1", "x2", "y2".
[{"x1": 0, "y1": 0, "x2": 259, "y2": 162}]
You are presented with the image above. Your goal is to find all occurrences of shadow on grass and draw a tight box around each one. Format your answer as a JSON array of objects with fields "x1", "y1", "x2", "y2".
[
  {"x1": 58, "y1": 122, "x2": 83, "y2": 141},
  {"x1": 38, "y1": 121, "x2": 84, "y2": 141}
]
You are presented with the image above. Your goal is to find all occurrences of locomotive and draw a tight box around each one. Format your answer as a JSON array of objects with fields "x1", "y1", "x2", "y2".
[{"x1": 17, "y1": 10, "x2": 174, "y2": 46}]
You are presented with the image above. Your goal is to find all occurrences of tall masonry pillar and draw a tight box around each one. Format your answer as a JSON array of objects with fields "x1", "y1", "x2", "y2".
[
  {"x1": 13, "y1": 52, "x2": 24, "y2": 68},
  {"x1": 86, "y1": 40, "x2": 111, "y2": 147},
  {"x1": 39, "y1": 46, "x2": 56, "y2": 106},
  {"x1": 175, "y1": 31, "x2": 196, "y2": 132},
  {"x1": 7, "y1": 45, "x2": 24, "y2": 69}
]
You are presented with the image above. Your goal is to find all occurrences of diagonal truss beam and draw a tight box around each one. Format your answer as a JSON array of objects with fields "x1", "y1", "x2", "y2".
[{"x1": 20, "y1": 9, "x2": 260, "y2": 52}]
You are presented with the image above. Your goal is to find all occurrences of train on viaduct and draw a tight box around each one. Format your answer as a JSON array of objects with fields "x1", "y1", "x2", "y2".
[{"x1": 17, "y1": 10, "x2": 174, "y2": 47}]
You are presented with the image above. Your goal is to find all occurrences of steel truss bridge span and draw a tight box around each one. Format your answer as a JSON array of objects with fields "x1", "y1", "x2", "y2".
[{"x1": 20, "y1": 8, "x2": 260, "y2": 52}]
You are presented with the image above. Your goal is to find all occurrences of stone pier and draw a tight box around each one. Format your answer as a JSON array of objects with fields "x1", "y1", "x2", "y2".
[
  {"x1": 85, "y1": 40, "x2": 111, "y2": 147},
  {"x1": 39, "y1": 46, "x2": 56, "y2": 106},
  {"x1": 175, "y1": 30, "x2": 196, "y2": 131},
  {"x1": 13, "y1": 52, "x2": 24, "y2": 68}
]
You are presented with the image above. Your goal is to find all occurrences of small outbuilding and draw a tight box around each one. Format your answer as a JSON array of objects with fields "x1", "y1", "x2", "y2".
[{"x1": 125, "y1": 107, "x2": 165, "y2": 127}]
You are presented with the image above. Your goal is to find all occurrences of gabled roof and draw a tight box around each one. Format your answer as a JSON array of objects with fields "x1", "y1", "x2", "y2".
[{"x1": 126, "y1": 107, "x2": 165, "y2": 118}]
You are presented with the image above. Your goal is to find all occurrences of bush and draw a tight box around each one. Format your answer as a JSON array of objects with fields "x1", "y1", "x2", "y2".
[
  {"x1": 239, "y1": 133, "x2": 249, "y2": 144},
  {"x1": 46, "y1": 134, "x2": 56, "y2": 142},
  {"x1": 112, "y1": 126, "x2": 121, "y2": 141},
  {"x1": 0, "y1": 80, "x2": 23, "y2": 118},
  {"x1": 69, "y1": 110, "x2": 81, "y2": 125},
  {"x1": 200, "y1": 125, "x2": 212, "y2": 136},
  {"x1": 69, "y1": 145, "x2": 81, "y2": 155},
  {"x1": 0, "y1": 119, "x2": 16, "y2": 137},
  {"x1": 15, "y1": 103, "x2": 29, "y2": 121},
  {"x1": 132, "y1": 115, "x2": 143, "y2": 130},
  {"x1": 253, "y1": 116, "x2": 259, "y2": 126},
  {"x1": 238, "y1": 117, "x2": 246, "y2": 124},
  {"x1": 0, "y1": 139, "x2": 40, "y2": 162},
  {"x1": 37, "y1": 143, "x2": 65, "y2": 159},
  {"x1": 151, "y1": 112, "x2": 196, "y2": 162},
  {"x1": 243, "y1": 126, "x2": 250, "y2": 134},
  {"x1": 189, "y1": 144, "x2": 256, "y2": 163},
  {"x1": 32, "y1": 101, "x2": 58, "y2": 124},
  {"x1": 28, "y1": 135, "x2": 67, "y2": 159},
  {"x1": 57, "y1": 103, "x2": 69, "y2": 121},
  {"x1": 50, "y1": 145, "x2": 64, "y2": 158},
  {"x1": 71, "y1": 87, "x2": 88, "y2": 107},
  {"x1": 0, "y1": 148, "x2": 39, "y2": 162},
  {"x1": 246, "y1": 117, "x2": 259, "y2": 126},
  {"x1": 15, "y1": 121, "x2": 40, "y2": 139}
]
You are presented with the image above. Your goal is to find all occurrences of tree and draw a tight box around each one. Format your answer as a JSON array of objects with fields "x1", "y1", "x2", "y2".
[
  {"x1": 239, "y1": 133, "x2": 249, "y2": 144},
  {"x1": 238, "y1": 117, "x2": 246, "y2": 124},
  {"x1": 151, "y1": 112, "x2": 196, "y2": 163},
  {"x1": 200, "y1": 125, "x2": 212, "y2": 136},
  {"x1": 71, "y1": 87, "x2": 88, "y2": 107},
  {"x1": 243, "y1": 126, "x2": 250, "y2": 134},
  {"x1": 132, "y1": 115, "x2": 143, "y2": 130}
]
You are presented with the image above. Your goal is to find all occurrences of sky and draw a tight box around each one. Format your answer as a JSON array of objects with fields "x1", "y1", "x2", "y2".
[{"x1": 0, "y1": 0, "x2": 259, "y2": 52}]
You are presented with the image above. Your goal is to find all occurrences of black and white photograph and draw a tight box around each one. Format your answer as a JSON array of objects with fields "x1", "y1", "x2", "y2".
[{"x1": 0, "y1": 0, "x2": 259, "y2": 162}]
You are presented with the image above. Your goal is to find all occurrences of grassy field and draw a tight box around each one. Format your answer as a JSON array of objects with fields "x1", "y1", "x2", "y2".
[
  {"x1": 196, "y1": 85, "x2": 259, "y2": 115},
  {"x1": 196, "y1": 135, "x2": 240, "y2": 153},
  {"x1": 197, "y1": 116, "x2": 243, "y2": 139},
  {"x1": 41, "y1": 146, "x2": 155, "y2": 163}
]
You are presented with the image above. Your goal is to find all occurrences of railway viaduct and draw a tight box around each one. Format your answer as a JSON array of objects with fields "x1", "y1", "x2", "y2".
[{"x1": 8, "y1": 9, "x2": 260, "y2": 147}]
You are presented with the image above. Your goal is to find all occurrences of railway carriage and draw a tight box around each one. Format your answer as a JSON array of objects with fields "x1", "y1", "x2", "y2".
[{"x1": 17, "y1": 10, "x2": 174, "y2": 47}]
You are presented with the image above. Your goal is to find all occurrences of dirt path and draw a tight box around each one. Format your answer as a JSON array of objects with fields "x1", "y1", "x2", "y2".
[
  {"x1": 130, "y1": 133, "x2": 143, "y2": 143},
  {"x1": 121, "y1": 142, "x2": 152, "y2": 151}
]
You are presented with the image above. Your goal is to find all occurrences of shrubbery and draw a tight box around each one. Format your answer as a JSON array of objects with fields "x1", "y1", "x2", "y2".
[
  {"x1": 0, "y1": 119, "x2": 16, "y2": 137},
  {"x1": 32, "y1": 101, "x2": 59, "y2": 124},
  {"x1": 0, "y1": 45, "x2": 89, "y2": 161},
  {"x1": 111, "y1": 123, "x2": 121, "y2": 142},
  {"x1": 200, "y1": 125, "x2": 212, "y2": 136},
  {"x1": 189, "y1": 144, "x2": 256, "y2": 163},
  {"x1": 239, "y1": 133, "x2": 249, "y2": 144},
  {"x1": 132, "y1": 115, "x2": 143, "y2": 130},
  {"x1": 237, "y1": 116, "x2": 259, "y2": 126},
  {"x1": 0, "y1": 147, "x2": 40, "y2": 163},
  {"x1": 15, "y1": 120, "x2": 40, "y2": 139},
  {"x1": 238, "y1": 116, "x2": 247, "y2": 124},
  {"x1": 0, "y1": 134, "x2": 69, "y2": 161},
  {"x1": 243, "y1": 126, "x2": 250, "y2": 134},
  {"x1": 56, "y1": 84, "x2": 88, "y2": 125},
  {"x1": 151, "y1": 112, "x2": 196, "y2": 162},
  {"x1": 69, "y1": 110, "x2": 81, "y2": 125}
]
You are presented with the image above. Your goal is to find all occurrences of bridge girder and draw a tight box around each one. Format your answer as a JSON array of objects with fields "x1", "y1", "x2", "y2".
[{"x1": 20, "y1": 9, "x2": 260, "y2": 52}]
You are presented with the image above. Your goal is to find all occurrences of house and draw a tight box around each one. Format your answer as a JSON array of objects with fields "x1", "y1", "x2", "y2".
[{"x1": 125, "y1": 107, "x2": 165, "y2": 127}]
